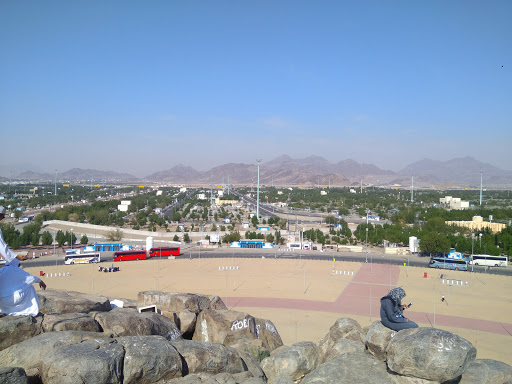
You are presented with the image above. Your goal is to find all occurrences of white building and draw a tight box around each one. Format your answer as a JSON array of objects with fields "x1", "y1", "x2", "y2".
[
  {"x1": 440, "y1": 196, "x2": 469, "y2": 210},
  {"x1": 118, "y1": 200, "x2": 131, "y2": 212}
]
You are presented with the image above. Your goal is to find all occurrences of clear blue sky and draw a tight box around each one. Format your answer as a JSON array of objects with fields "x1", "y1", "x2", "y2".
[{"x1": 1, "y1": 1, "x2": 511, "y2": 177}]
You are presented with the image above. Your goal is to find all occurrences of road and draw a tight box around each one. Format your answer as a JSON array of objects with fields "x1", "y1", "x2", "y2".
[{"x1": 18, "y1": 248, "x2": 512, "y2": 277}]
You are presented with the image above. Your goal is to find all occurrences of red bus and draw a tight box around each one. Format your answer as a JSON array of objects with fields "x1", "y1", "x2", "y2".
[
  {"x1": 113, "y1": 250, "x2": 147, "y2": 262},
  {"x1": 149, "y1": 247, "x2": 180, "y2": 258}
]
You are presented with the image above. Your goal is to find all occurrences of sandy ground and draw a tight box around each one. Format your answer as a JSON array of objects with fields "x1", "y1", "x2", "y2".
[{"x1": 24, "y1": 257, "x2": 512, "y2": 366}]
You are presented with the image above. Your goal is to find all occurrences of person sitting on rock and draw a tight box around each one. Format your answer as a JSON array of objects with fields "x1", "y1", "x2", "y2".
[
  {"x1": 0, "y1": 258, "x2": 47, "y2": 317},
  {"x1": 380, "y1": 287, "x2": 418, "y2": 331}
]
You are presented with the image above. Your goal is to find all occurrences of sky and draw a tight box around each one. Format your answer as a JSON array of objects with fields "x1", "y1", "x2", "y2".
[{"x1": 1, "y1": 1, "x2": 511, "y2": 177}]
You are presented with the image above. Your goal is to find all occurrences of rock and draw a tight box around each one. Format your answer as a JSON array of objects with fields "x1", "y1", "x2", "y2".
[
  {"x1": 386, "y1": 328, "x2": 476, "y2": 383},
  {"x1": 38, "y1": 289, "x2": 111, "y2": 314},
  {"x1": 456, "y1": 359, "x2": 512, "y2": 384},
  {"x1": 163, "y1": 373, "x2": 218, "y2": 383},
  {"x1": 260, "y1": 341, "x2": 321, "y2": 384},
  {"x1": 320, "y1": 338, "x2": 365, "y2": 364},
  {"x1": 41, "y1": 312, "x2": 101, "y2": 332},
  {"x1": 365, "y1": 320, "x2": 396, "y2": 360},
  {"x1": 137, "y1": 291, "x2": 227, "y2": 313},
  {"x1": 0, "y1": 331, "x2": 112, "y2": 379},
  {"x1": 109, "y1": 297, "x2": 138, "y2": 309},
  {"x1": 301, "y1": 352, "x2": 393, "y2": 384},
  {"x1": 161, "y1": 309, "x2": 197, "y2": 338},
  {"x1": 268, "y1": 376, "x2": 295, "y2": 384},
  {"x1": 317, "y1": 317, "x2": 364, "y2": 360},
  {"x1": 253, "y1": 317, "x2": 283, "y2": 352},
  {"x1": 0, "y1": 315, "x2": 41, "y2": 351},
  {"x1": 0, "y1": 367, "x2": 29, "y2": 384},
  {"x1": 170, "y1": 339, "x2": 247, "y2": 376},
  {"x1": 116, "y1": 335, "x2": 183, "y2": 383},
  {"x1": 193, "y1": 309, "x2": 282, "y2": 354},
  {"x1": 235, "y1": 350, "x2": 267, "y2": 382},
  {"x1": 40, "y1": 338, "x2": 124, "y2": 384},
  {"x1": 92, "y1": 307, "x2": 182, "y2": 340},
  {"x1": 388, "y1": 372, "x2": 440, "y2": 383},
  {"x1": 239, "y1": 378, "x2": 267, "y2": 384}
]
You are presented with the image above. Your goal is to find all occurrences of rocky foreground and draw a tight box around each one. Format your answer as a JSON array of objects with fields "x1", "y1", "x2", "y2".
[{"x1": 0, "y1": 289, "x2": 511, "y2": 384}]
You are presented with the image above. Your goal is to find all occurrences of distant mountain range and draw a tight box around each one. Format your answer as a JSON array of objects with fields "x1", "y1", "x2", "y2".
[{"x1": 5, "y1": 156, "x2": 512, "y2": 188}]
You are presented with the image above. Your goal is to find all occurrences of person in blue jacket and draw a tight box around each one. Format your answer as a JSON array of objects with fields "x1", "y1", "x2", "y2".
[{"x1": 380, "y1": 287, "x2": 418, "y2": 331}]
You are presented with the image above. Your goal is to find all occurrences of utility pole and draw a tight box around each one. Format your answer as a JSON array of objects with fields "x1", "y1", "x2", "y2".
[
  {"x1": 210, "y1": 173, "x2": 214, "y2": 206},
  {"x1": 256, "y1": 159, "x2": 261, "y2": 220},
  {"x1": 411, "y1": 176, "x2": 414, "y2": 202},
  {"x1": 479, "y1": 171, "x2": 483, "y2": 206}
]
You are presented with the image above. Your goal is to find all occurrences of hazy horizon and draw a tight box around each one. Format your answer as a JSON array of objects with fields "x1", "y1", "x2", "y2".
[{"x1": 1, "y1": 1, "x2": 511, "y2": 177}]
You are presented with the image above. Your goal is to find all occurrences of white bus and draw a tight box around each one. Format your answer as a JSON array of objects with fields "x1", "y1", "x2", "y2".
[
  {"x1": 469, "y1": 255, "x2": 508, "y2": 267},
  {"x1": 64, "y1": 252, "x2": 101, "y2": 265}
]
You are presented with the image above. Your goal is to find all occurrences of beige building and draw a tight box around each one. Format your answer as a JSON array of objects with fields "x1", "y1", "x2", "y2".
[
  {"x1": 440, "y1": 196, "x2": 470, "y2": 210},
  {"x1": 446, "y1": 215, "x2": 506, "y2": 233},
  {"x1": 215, "y1": 199, "x2": 238, "y2": 206}
]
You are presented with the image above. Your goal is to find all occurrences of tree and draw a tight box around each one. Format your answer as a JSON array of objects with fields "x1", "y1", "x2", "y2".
[
  {"x1": 420, "y1": 232, "x2": 451, "y2": 255},
  {"x1": 56, "y1": 230, "x2": 66, "y2": 247},
  {"x1": 41, "y1": 231, "x2": 53, "y2": 246},
  {"x1": 80, "y1": 234, "x2": 88, "y2": 244},
  {"x1": 30, "y1": 232, "x2": 40, "y2": 247},
  {"x1": 183, "y1": 233, "x2": 190, "y2": 243},
  {"x1": 172, "y1": 211, "x2": 182, "y2": 222},
  {"x1": 106, "y1": 229, "x2": 123, "y2": 241},
  {"x1": 65, "y1": 231, "x2": 77, "y2": 247},
  {"x1": 222, "y1": 231, "x2": 241, "y2": 243},
  {"x1": 173, "y1": 235, "x2": 179, "y2": 241}
]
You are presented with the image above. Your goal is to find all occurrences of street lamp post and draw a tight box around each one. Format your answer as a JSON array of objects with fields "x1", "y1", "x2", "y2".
[
  {"x1": 365, "y1": 210, "x2": 369, "y2": 263},
  {"x1": 70, "y1": 229, "x2": 73, "y2": 250},
  {"x1": 365, "y1": 227, "x2": 369, "y2": 263},
  {"x1": 471, "y1": 234, "x2": 475, "y2": 272}
]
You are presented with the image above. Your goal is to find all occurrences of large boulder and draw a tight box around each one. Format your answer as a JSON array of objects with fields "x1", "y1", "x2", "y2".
[
  {"x1": 167, "y1": 309, "x2": 198, "y2": 338},
  {"x1": 260, "y1": 342, "x2": 321, "y2": 384},
  {"x1": 457, "y1": 359, "x2": 512, "y2": 384},
  {"x1": 116, "y1": 336, "x2": 183, "y2": 383},
  {"x1": 0, "y1": 331, "x2": 112, "y2": 379},
  {"x1": 37, "y1": 290, "x2": 111, "y2": 314},
  {"x1": 137, "y1": 291, "x2": 227, "y2": 313},
  {"x1": 0, "y1": 367, "x2": 29, "y2": 384},
  {"x1": 365, "y1": 320, "x2": 396, "y2": 360},
  {"x1": 41, "y1": 312, "x2": 101, "y2": 332},
  {"x1": 386, "y1": 328, "x2": 477, "y2": 383},
  {"x1": 92, "y1": 307, "x2": 182, "y2": 340},
  {"x1": 40, "y1": 338, "x2": 124, "y2": 384},
  {"x1": 0, "y1": 315, "x2": 41, "y2": 351},
  {"x1": 320, "y1": 338, "x2": 365, "y2": 364},
  {"x1": 193, "y1": 309, "x2": 282, "y2": 354},
  {"x1": 317, "y1": 317, "x2": 364, "y2": 360},
  {"x1": 301, "y1": 352, "x2": 393, "y2": 384},
  {"x1": 387, "y1": 372, "x2": 440, "y2": 384},
  {"x1": 170, "y1": 340, "x2": 247, "y2": 376}
]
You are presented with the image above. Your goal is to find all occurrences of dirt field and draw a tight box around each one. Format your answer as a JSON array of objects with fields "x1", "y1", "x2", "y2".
[{"x1": 24, "y1": 257, "x2": 512, "y2": 366}]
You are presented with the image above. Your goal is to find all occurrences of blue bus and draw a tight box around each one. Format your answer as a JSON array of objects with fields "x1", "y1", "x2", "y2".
[{"x1": 429, "y1": 257, "x2": 468, "y2": 271}]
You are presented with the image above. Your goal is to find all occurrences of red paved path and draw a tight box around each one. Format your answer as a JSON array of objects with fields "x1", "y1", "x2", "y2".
[{"x1": 225, "y1": 263, "x2": 512, "y2": 336}]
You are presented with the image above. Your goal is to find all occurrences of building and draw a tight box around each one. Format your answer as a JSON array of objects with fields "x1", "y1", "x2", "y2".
[
  {"x1": 118, "y1": 200, "x2": 131, "y2": 212},
  {"x1": 439, "y1": 196, "x2": 469, "y2": 210},
  {"x1": 446, "y1": 215, "x2": 506, "y2": 233}
]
